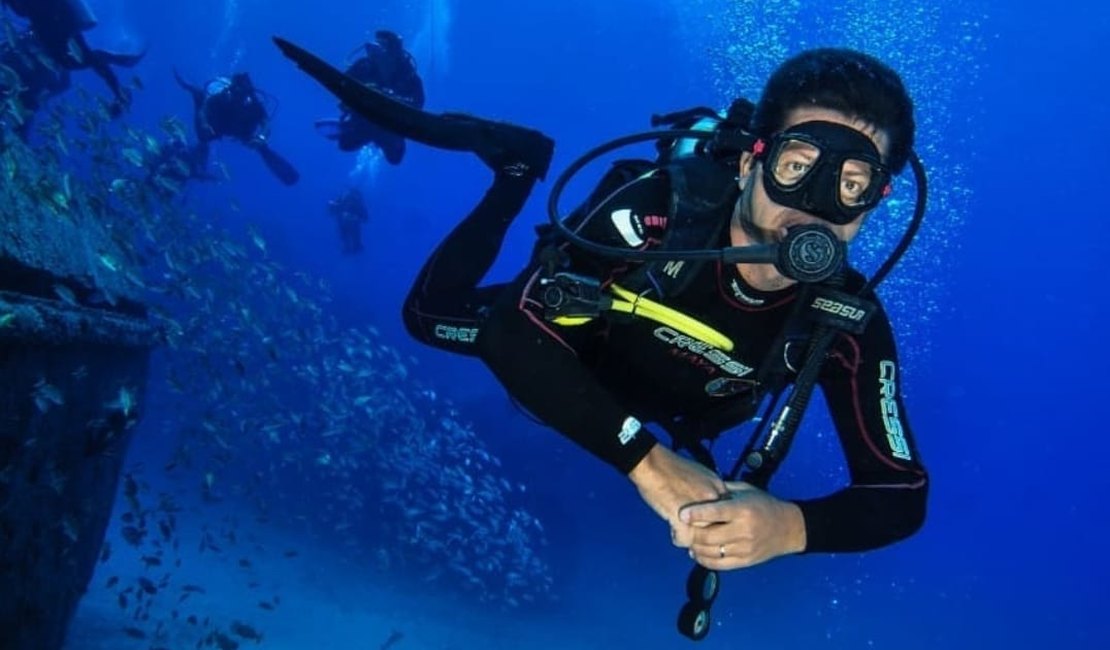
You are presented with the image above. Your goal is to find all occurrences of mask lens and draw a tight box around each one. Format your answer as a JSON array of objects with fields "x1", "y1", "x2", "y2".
[
  {"x1": 839, "y1": 158, "x2": 880, "y2": 207},
  {"x1": 771, "y1": 138, "x2": 821, "y2": 187}
]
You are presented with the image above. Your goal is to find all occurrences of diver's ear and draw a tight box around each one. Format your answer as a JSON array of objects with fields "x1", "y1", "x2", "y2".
[{"x1": 737, "y1": 152, "x2": 755, "y2": 191}]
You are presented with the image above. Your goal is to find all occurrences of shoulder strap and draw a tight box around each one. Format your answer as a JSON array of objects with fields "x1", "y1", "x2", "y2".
[
  {"x1": 529, "y1": 157, "x2": 657, "y2": 270},
  {"x1": 620, "y1": 155, "x2": 738, "y2": 298}
]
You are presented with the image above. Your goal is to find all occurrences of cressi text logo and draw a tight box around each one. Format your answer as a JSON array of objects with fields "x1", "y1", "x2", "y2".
[
  {"x1": 879, "y1": 360, "x2": 912, "y2": 460},
  {"x1": 433, "y1": 324, "x2": 479, "y2": 343}
]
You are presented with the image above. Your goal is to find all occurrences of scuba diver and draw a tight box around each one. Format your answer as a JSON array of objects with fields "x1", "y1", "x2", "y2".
[
  {"x1": 327, "y1": 187, "x2": 369, "y2": 254},
  {"x1": 276, "y1": 38, "x2": 929, "y2": 640},
  {"x1": 0, "y1": 0, "x2": 145, "y2": 116},
  {"x1": 173, "y1": 69, "x2": 300, "y2": 186},
  {"x1": 144, "y1": 133, "x2": 220, "y2": 197},
  {"x1": 314, "y1": 29, "x2": 425, "y2": 164}
]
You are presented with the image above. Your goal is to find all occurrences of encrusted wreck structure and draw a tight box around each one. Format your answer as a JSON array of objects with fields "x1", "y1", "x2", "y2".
[{"x1": 0, "y1": 131, "x2": 158, "y2": 649}]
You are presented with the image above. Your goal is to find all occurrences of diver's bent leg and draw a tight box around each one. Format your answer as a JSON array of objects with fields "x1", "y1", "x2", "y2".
[
  {"x1": 95, "y1": 48, "x2": 146, "y2": 69},
  {"x1": 173, "y1": 68, "x2": 206, "y2": 109},
  {"x1": 437, "y1": 113, "x2": 555, "y2": 179},
  {"x1": 314, "y1": 118, "x2": 342, "y2": 140},
  {"x1": 381, "y1": 134, "x2": 405, "y2": 165},
  {"x1": 413, "y1": 172, "x2": 535, "y2": 296},
  {"x1": 403, "y1": 284, "x2": 506, "y2": 357},
  {"x1": 402, "y1": 173, "x2": 537, "y2": 356},
  {"x1": 89, "y1": 57, "x2": 127, "y2": 108},
  {"x1": 336, "y1": 118, "x2": 374, "y2": 151},
  {"x1": 273, "y1": 37, "x2": 555, "y2": 178},
  {"x1": 255, "y1": 144, "x2": 300, "y2": 186}
]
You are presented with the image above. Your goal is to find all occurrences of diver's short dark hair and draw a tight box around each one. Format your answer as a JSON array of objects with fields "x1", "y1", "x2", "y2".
[{"x1": 750, "y1": 48, "x2": 915, "y2": 174}]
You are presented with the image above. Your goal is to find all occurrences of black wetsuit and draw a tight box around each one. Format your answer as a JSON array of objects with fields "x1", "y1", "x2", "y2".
[
  {"x1": 2, "y1": 0, "x2": 141, "y2": 110},
  {"x1": 189, "y1": 81, "x2": 267, "y2": 145},
  {"x1": 347, "y1": 44, "x2": 424, "y2": 108},
  {"x1": 144, "y1": 138, "x2": 215, "y2": 194},
  {"x1": 329, "y1": 191, "x2": 369, "y2": 254},
  {"x1": 327, "y1": 43, "x2": 424, "y2": 161},
  {"x1": 173, "y1": 71, "x2": 300, "y2": 186},
  {"x1": 404, "y1": 169, "x2": 928, "y2": 553}
]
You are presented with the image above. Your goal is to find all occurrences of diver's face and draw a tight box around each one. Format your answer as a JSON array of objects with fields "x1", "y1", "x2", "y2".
[{"x1": 737, "y1": 107, "x2": 891, "y2": 246}]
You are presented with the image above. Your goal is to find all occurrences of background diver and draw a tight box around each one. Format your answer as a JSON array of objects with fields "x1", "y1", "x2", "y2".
[
  {"x1": 327, "y1": 187, "x2": 370, "y2": 254},
  {"x1": 144, "y1": 133, "x2": 221, "y2": 197},
  {"x1": 173, "y1": 68, "x2": 300, "y2": 186},
  {"x1": 0, "y1": 0, "x2": 145, "y2": 117},
  {"x1": 314, "y1": 29, "x2": 425, "y2": 164}
]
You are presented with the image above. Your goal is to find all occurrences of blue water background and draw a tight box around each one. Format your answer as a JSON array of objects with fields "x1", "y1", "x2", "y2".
[{"x1": 28, "y1": 0, "x2": 1109, "y2": 647}]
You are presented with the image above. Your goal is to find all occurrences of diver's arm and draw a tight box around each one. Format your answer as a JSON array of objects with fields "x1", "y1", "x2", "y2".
[
  {"x1": 475, "y1": 173, "x2": 674, "y2": 473},
  {"x1": 477, "y1": 177, "x2": 730, "y2": 541},
  {"x1": 172, "y1": 68, "x2": 207, "y2": 110},
  {"x1": 71, "y1": 35, "x2": 125, "y2": 108},
  {"x1": 477, "y1": 290, "x2": 660, "y2": 474},
  {"x1": 88, "y1": 55, "x2": 125, "y2": 102},
  {"x1": 478, "y1": 281, "x2": 727, "y2": 531},
  {"x1": 794, "y1": 303, "x2": 929, "y2": 553},
  {"x1": 172, "y1": 67, "x2": 192, "y2": 91}
]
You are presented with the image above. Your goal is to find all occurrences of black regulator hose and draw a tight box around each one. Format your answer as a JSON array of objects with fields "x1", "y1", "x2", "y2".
[
  {"x1": 545, "y1": 130, "x2": 845, "y2": 283},
  {"x1": 545, "y1": 128, "x2": 927, "y2": 289}
]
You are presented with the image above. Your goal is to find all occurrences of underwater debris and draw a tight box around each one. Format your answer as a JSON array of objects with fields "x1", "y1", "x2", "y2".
[
  {"x1": 229, "y1": 620, "x2": 263, "y2": 642},
  {"x1": 51, "y1": 284, "x2": 78, "y2": 305},
  {"x1": 32, "y1": 377, "x2": 65, "y2": 413},
  {"x1": 121, "y1": 626, "x2": 145, "y2": 639},
  {"x1": 120, "y1": 525, "x2": 144, "y2": 547},
  {"x1": 60, "y1": 515, "x2": 79, "y2": 543},
  {"x1": 380, "y1": 630, "x2": 404, "y2": 650},
  {"x1": 137, "y1": 576, "x2": 157, "y2": 595}
]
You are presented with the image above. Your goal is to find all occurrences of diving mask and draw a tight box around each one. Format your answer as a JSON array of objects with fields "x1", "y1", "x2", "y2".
[{"x1": 755, "y1": 120, "x2": 892, "y2": 225}]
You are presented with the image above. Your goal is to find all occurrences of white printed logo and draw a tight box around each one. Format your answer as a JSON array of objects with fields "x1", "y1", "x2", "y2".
[
  {"x1": 653, "y1": 327, "x2": 753, "y2": 377},
  {"x1": 811, "y1": 297, "x2": 867, "y2": 321},
  {"x1": 729, "y1": 279, "x2": 765, "y2": 306},
  {"x1": 433, "y1": 324, "x2": 479, "y2": 343},
  {"x1": 661, "y1": 260, "x2": 685, "y2": 278},
  {"x1": 610, "y1": 209, "x2": 645, "y2": 247},
  {"x1": 879, "y1": 360, "x2": 912, "y2": 460},
  {"x1": 618, "y1": 416, "x2": 641, "y2": 445}
]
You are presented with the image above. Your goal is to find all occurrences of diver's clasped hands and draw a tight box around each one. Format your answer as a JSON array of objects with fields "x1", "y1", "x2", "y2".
[
  {"x1": 628, "y1": 444, "x2": 727, "y2": 540},
  {"x1": 678, "y1": 482, "x2": 807, "y2": 570},
  {"x1": 628, "y1": 445, "x2": 807, "y2": 571}
]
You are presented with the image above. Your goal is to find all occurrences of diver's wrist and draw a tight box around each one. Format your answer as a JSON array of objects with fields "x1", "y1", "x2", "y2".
[
  {"x1": 627, "y1": 440, "x2": 666, "y2": 483},
  {"x1": 781, "y1": 501, "x2": 808, "y2": 554},
  {"x1": 613, "y1": 416, "x2": 658, "y2": 477}
]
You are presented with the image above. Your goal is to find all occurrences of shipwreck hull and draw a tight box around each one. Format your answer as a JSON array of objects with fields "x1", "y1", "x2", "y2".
[{"x1": 1, "y1": 286, "x2": 157, "y2": 650}]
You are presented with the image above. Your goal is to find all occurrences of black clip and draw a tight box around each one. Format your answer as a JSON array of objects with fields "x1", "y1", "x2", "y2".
[{"x1": 538, "y1": 272, "x2": 611, "y2": 320}]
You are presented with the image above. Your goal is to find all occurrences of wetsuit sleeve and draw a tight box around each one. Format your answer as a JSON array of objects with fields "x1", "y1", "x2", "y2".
[
  {"x1": 476, "y1": 172, "x2": 671, "y2": 474},
  {"x1": 478, "y1": 287, "x2": 659, "y2": 474},
  {"x1": 794, "y1": 300, "x2": 929, "y2": 553}
]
